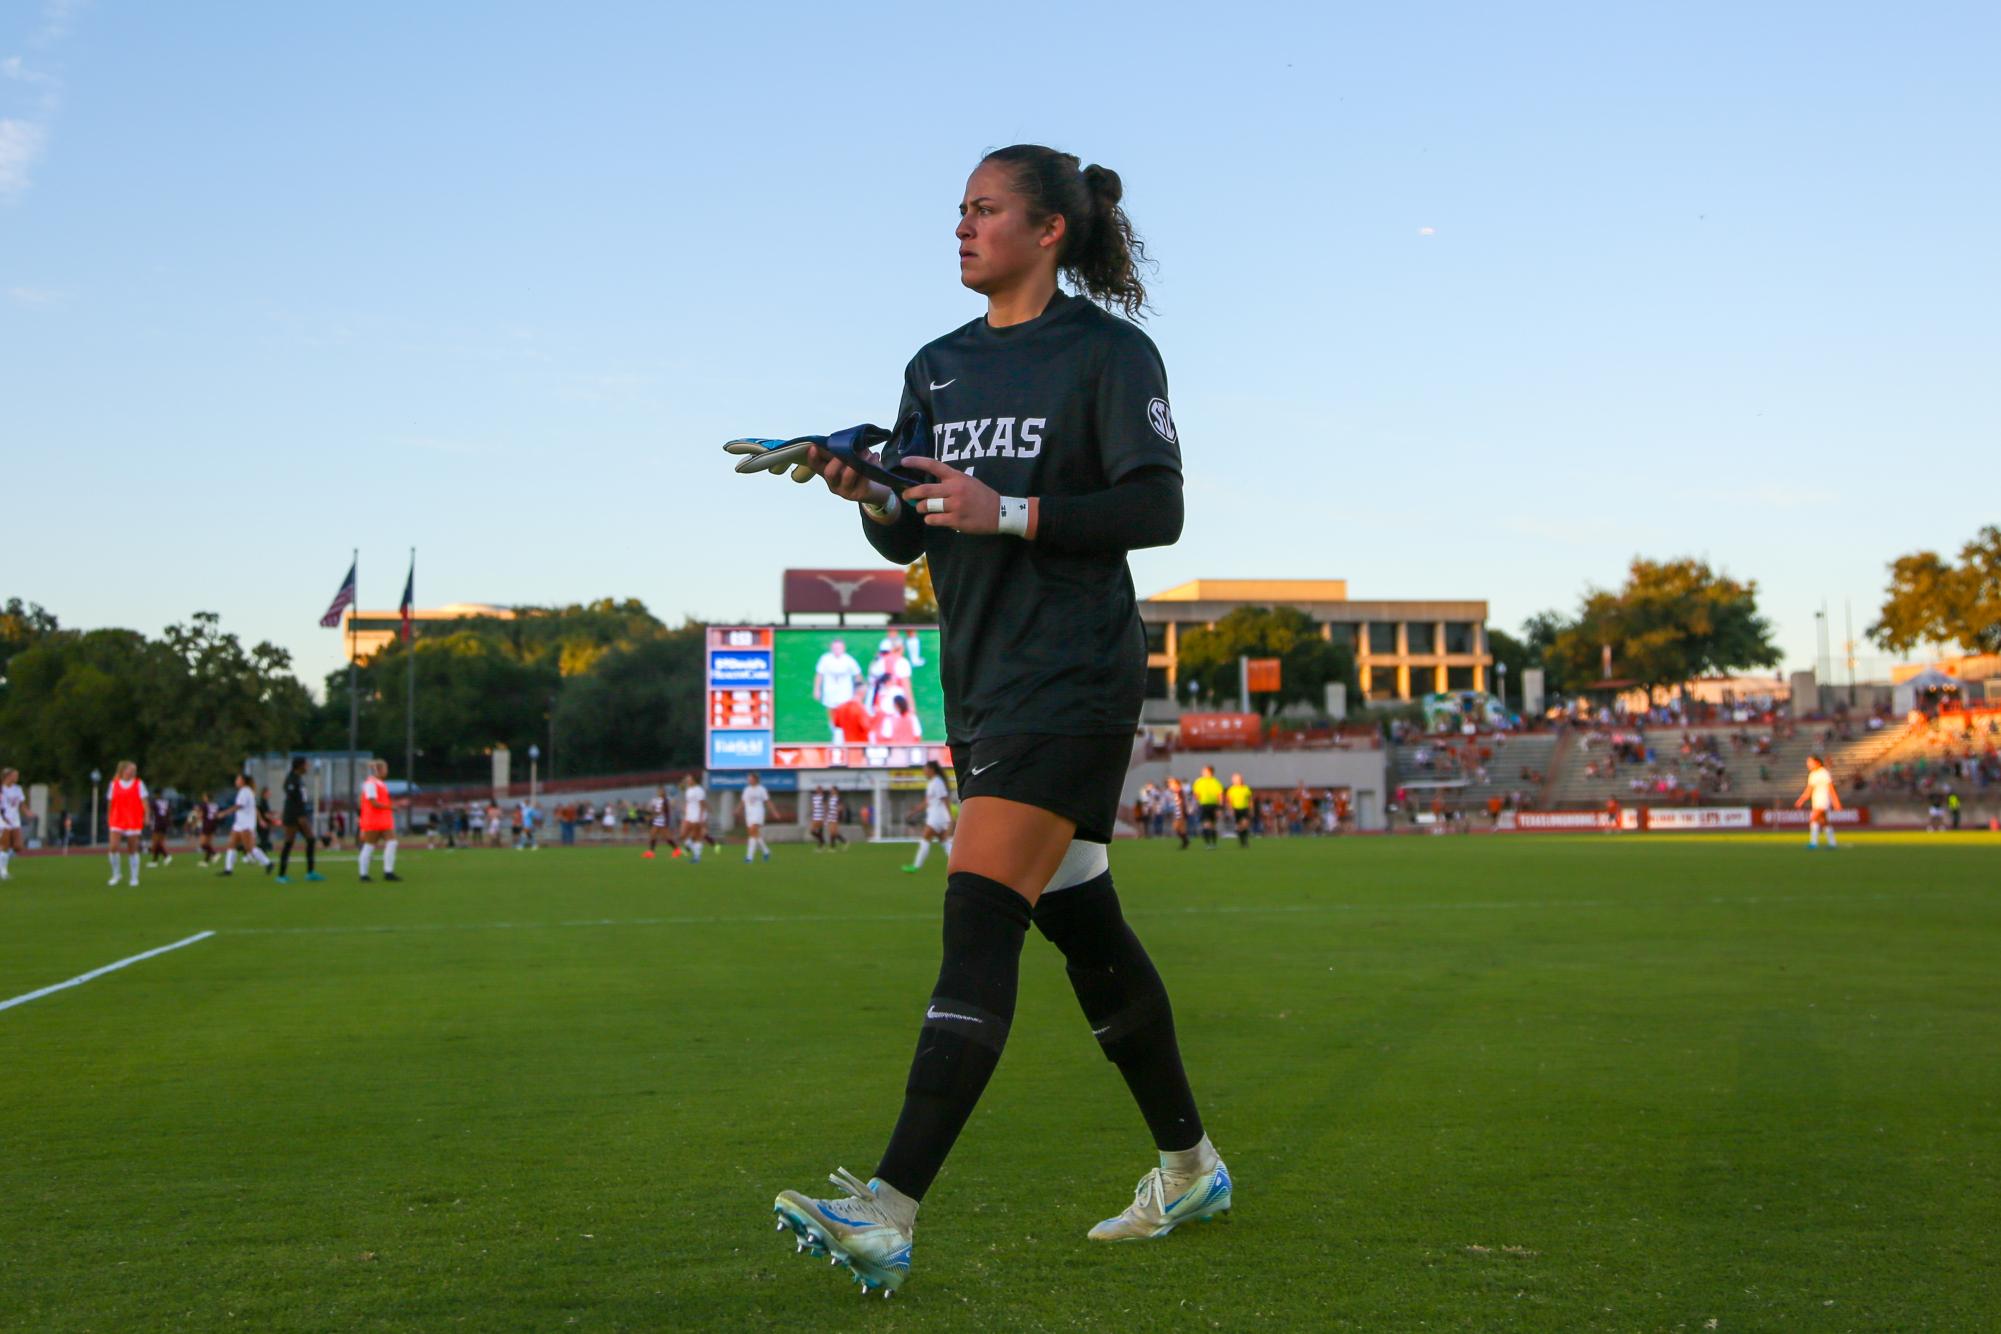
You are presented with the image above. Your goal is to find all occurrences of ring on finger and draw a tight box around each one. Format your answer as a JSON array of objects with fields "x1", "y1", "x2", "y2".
[{"x1": 922, "y1": 497, "x2": 946, "y2": 514}]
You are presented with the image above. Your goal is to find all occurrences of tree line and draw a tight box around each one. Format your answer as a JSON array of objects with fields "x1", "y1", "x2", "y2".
[
  {"x1": 0, "y1": 597, "x2": 707, "y2": 806},
  {"x1": 1, "y1": 533, "x2": 1986, "y2": 804}
]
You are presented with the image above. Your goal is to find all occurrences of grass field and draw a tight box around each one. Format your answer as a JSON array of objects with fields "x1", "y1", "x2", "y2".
[{"x1": 2, "y1": 833, "x2": 1996, "y2": 1331}]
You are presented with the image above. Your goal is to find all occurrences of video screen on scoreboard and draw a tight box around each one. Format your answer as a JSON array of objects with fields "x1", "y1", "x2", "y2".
[{"x1": 706, "y1": 626, "x2": 946, "y2": 770}]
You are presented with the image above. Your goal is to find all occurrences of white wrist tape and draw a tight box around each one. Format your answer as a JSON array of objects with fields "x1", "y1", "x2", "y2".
[
  {"x1": 996, "y1": 495, "x2": 1030, "y2": 538},
  {"x1": 861, "y1": 485, "x2": 901, "y2": 523}
]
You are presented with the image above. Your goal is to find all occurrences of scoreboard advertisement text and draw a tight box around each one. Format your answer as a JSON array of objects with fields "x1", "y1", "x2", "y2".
[{"x1": 706, "y1": 626, "x2": 947, "y2": 771}]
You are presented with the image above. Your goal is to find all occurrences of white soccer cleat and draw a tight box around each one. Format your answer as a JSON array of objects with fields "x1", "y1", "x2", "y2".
[
  {"x1": 772, "y1": 1168, "x2": 914, "y2": 1296},
  {"x1": 1087, "y1": 1156, "x2": 1233, "y2": 1241}
]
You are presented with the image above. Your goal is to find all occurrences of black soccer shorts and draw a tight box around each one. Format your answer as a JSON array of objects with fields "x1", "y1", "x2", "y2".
[{"x1": 947, "y1": 732, "x2": 1133, "y2": 844}]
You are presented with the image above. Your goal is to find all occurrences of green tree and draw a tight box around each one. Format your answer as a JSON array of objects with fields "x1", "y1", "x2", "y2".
[
  {"x1": 0, "y1": 628, "x2": 155, "y2": 802},
  {"x1": 317, "y1": 632, "x2": 560, "y2": 784},
  {"x1": 892, "y1": 559, "x2": 938, "y2": 623},
  {"x1": 146, "y1": 613, "x2": 313, "y2": 792},
  {"x1": 550, "y1": 625, "x2": 707, "y2": 773},
  {"x1": 487, "y1": 598, "x2": 669, "y2": 675},
  {"x1": 1547, "y1": 558, "x2": 1778, "y2": 701},
  {"x1": 1176, "y1": 606, "x2": 1358, "y2": 713},
  {"x1": 1869, "y1": 525, "x2": 2001, "y2": 655},
  {"x1": 1485, "y1": 627, "x2": 1533, "y2": 705}
]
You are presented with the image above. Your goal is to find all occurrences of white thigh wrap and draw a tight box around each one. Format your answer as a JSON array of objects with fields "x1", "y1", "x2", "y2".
[{"x1": 1042, "y1": 839, "x2": 1110, "y2": 895}]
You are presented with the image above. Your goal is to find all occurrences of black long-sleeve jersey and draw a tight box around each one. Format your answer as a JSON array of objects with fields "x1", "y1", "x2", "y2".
[{"x1": 862, "y1": 291, "x2": 1182, "y2": 742}]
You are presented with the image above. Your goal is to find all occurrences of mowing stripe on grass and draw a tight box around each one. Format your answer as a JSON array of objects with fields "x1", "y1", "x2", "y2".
[
  {"x1": 0, "y1": 931, "x2": 217, "y2": 1014},
  {"x1": 218, "y1": 889, "x2": 1950, "y2": 938}
]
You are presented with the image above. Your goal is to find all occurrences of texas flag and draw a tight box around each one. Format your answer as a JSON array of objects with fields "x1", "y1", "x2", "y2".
[{"x1": 398, "y1": 556, "x2": 415, "y2": 642}]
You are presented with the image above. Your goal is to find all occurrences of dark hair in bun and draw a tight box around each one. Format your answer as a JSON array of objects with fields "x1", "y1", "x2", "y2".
[{"x1": 981, "y1": 144, "x2": 1152, "y2": 319}]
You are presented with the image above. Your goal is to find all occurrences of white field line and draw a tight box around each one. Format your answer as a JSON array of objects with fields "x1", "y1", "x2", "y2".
[
  {"x1": 219, "y1": 890, "x2": 1949, "y2": 938},
  {"x1": 0, "y1": 930, "x2": 216, "y2": 1014}
]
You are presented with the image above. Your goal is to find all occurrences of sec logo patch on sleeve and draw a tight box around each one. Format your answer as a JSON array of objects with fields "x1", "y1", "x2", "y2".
[{"x1": 1147, "y1": 397, "x2": 1177, "y2": 443}]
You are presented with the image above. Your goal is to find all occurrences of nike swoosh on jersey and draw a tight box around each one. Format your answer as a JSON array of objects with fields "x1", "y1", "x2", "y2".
[
  {"x1": 929, "y1": 379, "x2": 956, "y2": 390},
  {"x1": 970, "y1": 762, "x2": 999, "y2": 777}
]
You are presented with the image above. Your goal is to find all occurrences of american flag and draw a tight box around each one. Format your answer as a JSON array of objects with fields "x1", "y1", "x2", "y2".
[{"x1": 320, "y1": 560, "x2": 357, "y2": 628}]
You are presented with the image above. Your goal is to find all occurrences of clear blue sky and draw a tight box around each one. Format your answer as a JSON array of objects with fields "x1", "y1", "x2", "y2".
[{"x1": 5, "y1": 1, "x2": 1996, "y2": 696}]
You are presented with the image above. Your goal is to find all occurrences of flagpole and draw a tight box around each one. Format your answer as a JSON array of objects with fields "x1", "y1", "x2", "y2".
[
  {"x1": 405, "y1": 547, "x2": 415, "y2": 819},
  {"x1": 347, "y1": 547, "x2": 359, "y2": 821}
]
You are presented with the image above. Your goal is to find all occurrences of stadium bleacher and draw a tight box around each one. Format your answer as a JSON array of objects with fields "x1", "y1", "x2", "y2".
[
  {"x1": 1388, "y1": 732, "x2": 1557, "y2": 811},
  {"x1": 1389, "y1": 714, "x2": 2000, "y2": 821}
]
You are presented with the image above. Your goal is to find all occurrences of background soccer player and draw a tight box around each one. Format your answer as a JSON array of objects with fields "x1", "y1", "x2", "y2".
[
  {"x1": 218, "y1": 771, "x2": 273, "y2": 877},
  {"x1": 357, "y1": 760, "x2": 399, "y2": 881},
  {"x1": 1795, "y1": 754, "x2": 1843, "y2": 849},
  {"x1": 678, "y1": 775, "x2": 707, "y2": 863},
  {"x1": 768, "y1": 144, "x2": 1227, "y2": 1296},
  {"x1": 191, "y1": 793, "x2": 219, "y2": 866},
  {"x1": 644, "y1": 784, "x2": 679, "y2": 860},
  {"x1": 1165, "y1": 776, "x2": 1191, "y2": 850},
  {"x1": 0, "y1": 767, "x2": 25, "y2": 880},
  {"x1": 147, "y1": 788, "x2": 173, "y2": 869},
  {"x1": 276, "y1": 756, "x2": 322, "y2": 883},
  {"x1": 741, "y1": 773, "x2": 772, "y2": 863},
  {"x1": 903, "y1": 759, "x2": 955, "y2": 874},
  {"x1": 105, "y1": 761, "x2": 148, "y2": 886}
]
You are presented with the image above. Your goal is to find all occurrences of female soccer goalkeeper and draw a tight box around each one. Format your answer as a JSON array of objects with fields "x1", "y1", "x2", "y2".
[{"x1": 770, "y1": 144, "x2": 1229, "y2": 1297}]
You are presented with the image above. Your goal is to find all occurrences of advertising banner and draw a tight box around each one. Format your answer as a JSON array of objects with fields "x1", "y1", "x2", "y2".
[
  {"x1": 1755, "y1": 807, "x2": 1868, "y2": 827},
  {"x1": 1644, "y1": 806, "x2": 1753, "y2": 831},
  {"x1": 703, "y1": 771, "x2": 801, "y2": 792},
  {"x1": 1510, "y1": 811, "x2": 1618, "y2": 831}
]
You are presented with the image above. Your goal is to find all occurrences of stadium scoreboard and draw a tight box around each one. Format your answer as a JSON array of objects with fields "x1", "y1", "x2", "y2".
[{"x1": 706, "y1": 625, "x2": 948, "y2": 771}]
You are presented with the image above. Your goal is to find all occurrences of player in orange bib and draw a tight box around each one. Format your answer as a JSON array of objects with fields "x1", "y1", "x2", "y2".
[
  {"x1": 358, "y1": 759, "x2": 401, "y2": 882},
  {"x1": 106, "y1": 761, "x2": 149, "y2": 886}
]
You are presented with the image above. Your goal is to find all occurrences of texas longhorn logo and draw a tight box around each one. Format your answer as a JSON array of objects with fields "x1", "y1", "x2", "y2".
[{"x1": 818, "y1": 575, "x2": 872, "y2": 609}]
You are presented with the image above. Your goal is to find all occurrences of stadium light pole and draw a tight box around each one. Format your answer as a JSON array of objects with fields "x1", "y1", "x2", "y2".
[
  {"x1": 89, "y1": 768, "x2": 101, "y2": 847},
  {"x1": 528, "y1": 744, "x2": 540, "y2": 804}
]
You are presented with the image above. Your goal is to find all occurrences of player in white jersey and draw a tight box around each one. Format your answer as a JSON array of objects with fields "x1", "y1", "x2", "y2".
[
  {"x1": 740, "y1": 774, "x2": 773, "y2": 863},
  {"x1": 1793, "y1": 754, "x2": 1842, "y2": 849},
  {"x1": 903, "y1": 760, "x2": 955, "y2": 873},
  {"x1": 644, "y1": 785, "x2": 681, "y2": 860},
  {"x1": 813, "y1": 639, "x2": 865, "y2": 741},
  {"x1": 217, "y1": 772, "x2": 274, "y2": 876},
  {"x1": 0, "y1": 767, "x2": 25, "y2": 880},
  {"x1": 680, "y1": 775, "x2": 708, "y2": 863}
]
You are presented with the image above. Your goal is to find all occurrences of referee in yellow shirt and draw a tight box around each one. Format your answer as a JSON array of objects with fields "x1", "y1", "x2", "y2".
[
  {"x1": 1192, "y1": 764, "x2": 1224, "y2": 849},
  {"x1": 1226, "y1": 773, "x2": 1254, "y2": 848}
]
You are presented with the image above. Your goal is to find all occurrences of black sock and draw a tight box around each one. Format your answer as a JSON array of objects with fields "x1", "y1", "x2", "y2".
[
  {"x1": 1034, "y1": 871, "x2": 1205, "y2": 1152},
  {"x1": 305, "y1": 837, "x2": 316, "y2": 872},
  {"x1": 874, "y1": 872, "x2": 1031, "y2": 1200},
  {"x1": 1238, "y1": 827, "x2": 1249, "y2": 848},
  {"x1": 278, "y1": 840, "x2": 291, "y2": 876}
]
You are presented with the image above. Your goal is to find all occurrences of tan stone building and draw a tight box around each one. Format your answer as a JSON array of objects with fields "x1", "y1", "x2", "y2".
[
  {"x1": 339, "y1": 603, "x2": 513, "y2": 663},
  {"x1": 1139, "y1": 579, "x2": 1491, "y2": 704}
]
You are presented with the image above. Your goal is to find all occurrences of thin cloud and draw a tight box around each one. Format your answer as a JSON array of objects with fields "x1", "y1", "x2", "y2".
[
  {"x1": 0, "y1": 0, "x2": 85, "y2": 203},
  {"x1": 6, "y1": 284, "x2": 64, "y2": 307}
]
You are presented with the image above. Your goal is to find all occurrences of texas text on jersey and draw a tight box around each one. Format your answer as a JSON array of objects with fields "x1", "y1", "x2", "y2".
[{"x1": 865, "y1": 291, "x2": 1180, "y2": 743}]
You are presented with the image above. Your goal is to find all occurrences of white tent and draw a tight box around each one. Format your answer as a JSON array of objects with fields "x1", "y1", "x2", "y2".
[{"x1": 1892, "y1": 666, "x2": 1963, "y2": 716}]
